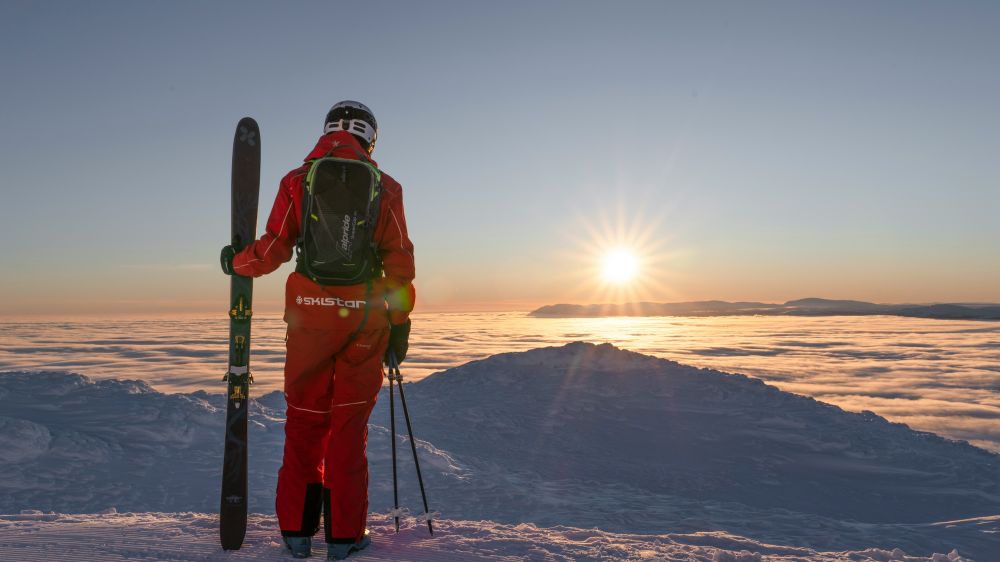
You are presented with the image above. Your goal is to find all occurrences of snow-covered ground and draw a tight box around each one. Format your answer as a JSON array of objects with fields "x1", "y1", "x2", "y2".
[
  {"x1": 1, "y1": 343, "x2": 997, "y2": 560},
  {"x1": 0, "y1": 511, "x2": 980, "y2": 561}
]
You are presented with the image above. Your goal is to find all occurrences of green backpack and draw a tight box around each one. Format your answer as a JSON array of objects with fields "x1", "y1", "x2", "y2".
[{"x1": 295, "y1": 156, "x2": 383, "y2": 285}]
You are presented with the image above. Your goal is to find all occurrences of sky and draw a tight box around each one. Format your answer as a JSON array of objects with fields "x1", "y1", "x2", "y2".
[{"x1": 1, "y1": 0, "x2": 998, "y2": 315}]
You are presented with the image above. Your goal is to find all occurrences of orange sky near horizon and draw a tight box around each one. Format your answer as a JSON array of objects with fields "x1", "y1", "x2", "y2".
[{"x1": 2, "y1": 248, "x2": 998, "y2": 318}]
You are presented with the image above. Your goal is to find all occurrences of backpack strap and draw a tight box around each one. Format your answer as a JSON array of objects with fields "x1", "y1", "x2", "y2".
[{"x1": 292, "y1": 162, "x2": 312, "y2": 265}]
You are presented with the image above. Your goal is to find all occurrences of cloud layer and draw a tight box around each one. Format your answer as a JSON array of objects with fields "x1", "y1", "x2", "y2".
[{"x1": 0, "y1": 313, "x2": 997, "y2": 452}]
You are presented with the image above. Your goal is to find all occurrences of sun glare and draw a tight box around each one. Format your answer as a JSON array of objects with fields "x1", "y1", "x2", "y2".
[
  {"x1": 602, "y1": 249, "x2": 638, "y2": 284},
  {"x1": 553, "y1": 184, "x2": 684, "y2": 307}
]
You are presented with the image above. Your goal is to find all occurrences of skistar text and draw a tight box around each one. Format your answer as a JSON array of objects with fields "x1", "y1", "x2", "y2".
[{"x1": 295, "y1": 295, "x2": 367, "y2": 308}]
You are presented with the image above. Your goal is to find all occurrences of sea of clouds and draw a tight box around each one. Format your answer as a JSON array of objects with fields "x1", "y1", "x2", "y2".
[{"x1": 0, "y1": 312, "x2": 997, "y2": 452}]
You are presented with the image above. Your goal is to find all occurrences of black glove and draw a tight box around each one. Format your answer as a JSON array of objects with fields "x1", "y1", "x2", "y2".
[
  {"x1": 220, "y1": 245, "x2": 237, "y2": 275},
  {"x1": 385, "y1": 319, "x2": 411, "y2": 365}
]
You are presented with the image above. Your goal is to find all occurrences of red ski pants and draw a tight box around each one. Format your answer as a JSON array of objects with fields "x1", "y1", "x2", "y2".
[{"x1": 276, "y1": 324, "x2": 388, "y2": 543}]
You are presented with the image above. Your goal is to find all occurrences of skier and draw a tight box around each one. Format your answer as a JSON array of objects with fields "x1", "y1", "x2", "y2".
[{"x1": 220, "y1": 101, "x2": 415, "y2": 560}]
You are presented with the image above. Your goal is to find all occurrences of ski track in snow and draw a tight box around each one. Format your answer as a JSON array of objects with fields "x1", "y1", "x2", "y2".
[
  {"x1": 0, "y1": 512, "x2": 980, "y2": 562},
  {"x1": 0, "y1": 343, "x2": 997, "y2": 560}
]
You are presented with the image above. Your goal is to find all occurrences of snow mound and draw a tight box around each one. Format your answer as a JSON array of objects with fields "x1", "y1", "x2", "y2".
[
  {"x1": 0, "y1": 371, "x2": 277, "y2": 514},
  {"x1": 0, "y1": 512, "x2": 977, "y2": 562},
  {"x1": 407, "y1": 343, "x2": 998, "y2": 523}
]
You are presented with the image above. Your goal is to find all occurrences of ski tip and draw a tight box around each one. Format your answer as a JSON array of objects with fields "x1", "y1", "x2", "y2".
[{"x1": 234, "y1": 118, "x2": 261, "y2": 149}]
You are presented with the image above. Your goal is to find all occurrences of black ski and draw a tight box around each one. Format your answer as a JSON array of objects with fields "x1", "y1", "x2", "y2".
[{"x1": 220, "y1": 117, "x2": 260, "y2": 550}]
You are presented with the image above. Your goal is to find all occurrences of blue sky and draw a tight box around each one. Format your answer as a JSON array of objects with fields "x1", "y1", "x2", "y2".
[{"x1": 1, "y1": 1, "x2": 998, "y2": 315}]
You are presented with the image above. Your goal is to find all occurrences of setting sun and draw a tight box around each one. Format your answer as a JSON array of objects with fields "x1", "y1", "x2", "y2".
[{"x1": 601, "y1": 249, "x2": 639, "y2": 284}]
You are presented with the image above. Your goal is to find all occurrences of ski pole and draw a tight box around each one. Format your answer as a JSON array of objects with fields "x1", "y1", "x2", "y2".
[
  {"x1": 388, "y1": 360, "x2": 400, "y2": 533},
  {"x1": 389, "y1": 352, "x2": 434, "y2": 536}
]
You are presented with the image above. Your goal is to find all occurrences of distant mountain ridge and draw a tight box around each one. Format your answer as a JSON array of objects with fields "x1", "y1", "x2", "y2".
[{"x1": 530, "y1": 298, "x2": 1000, "y2": 320}]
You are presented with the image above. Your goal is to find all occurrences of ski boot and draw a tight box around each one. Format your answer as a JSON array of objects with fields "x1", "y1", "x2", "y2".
[
  {"x1": 327, "y1": 529, "x2": 371, "y2": 560},
  {"x1": 283, "y1": 536, "x2": 311, "y2": 559}
]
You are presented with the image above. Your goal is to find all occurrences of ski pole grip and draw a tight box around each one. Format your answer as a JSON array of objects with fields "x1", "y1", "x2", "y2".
[{"x1": 387, "y1": 351, "x2": 403, "y2": 381}]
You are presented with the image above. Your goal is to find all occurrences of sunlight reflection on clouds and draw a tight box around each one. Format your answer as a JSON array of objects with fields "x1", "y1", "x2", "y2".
[{"x1": 0, "y1": 313, "x2": 997, "y2": 452}]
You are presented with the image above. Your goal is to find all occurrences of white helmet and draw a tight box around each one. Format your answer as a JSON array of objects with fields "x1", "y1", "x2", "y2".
[{"x1": 324, "y1": 100, "x2": 378, "y2": 153}]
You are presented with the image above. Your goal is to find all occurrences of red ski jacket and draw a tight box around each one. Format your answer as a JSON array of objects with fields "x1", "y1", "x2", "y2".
[{"x1": 232, "y1": 131, "x2": 415, "y2": 329}]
